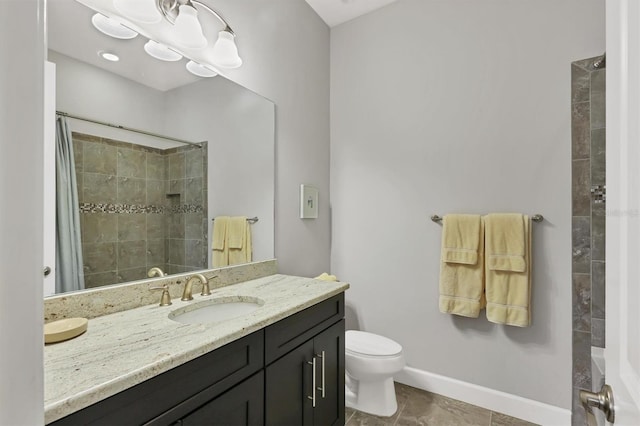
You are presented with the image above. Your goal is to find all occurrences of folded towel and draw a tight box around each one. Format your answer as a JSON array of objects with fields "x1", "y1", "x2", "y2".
[
  {"x1": 228, "y1": 216, "x2": 252, "y2": 266},
  {"x1": 486, "y1": 213, "x2": 526, "y2": 272},
  {"x1": 228, "y1": 216, "x2": 246, "y2": 249},
  {"x1": 212, "y1": 216, "x2": 229, "y2": 267},
  {"x1": 442, "y1": 214, "x2": 482, "y2": 265},
  {"x1": 315, "y1": 272, "x2": 338, "y2": 282},
  {"x1": 484, "y1": 214, "x2": 531, "y2": 327},
  {"x1": 439, "y1": 214, "x2": 485, "y2": 318}
]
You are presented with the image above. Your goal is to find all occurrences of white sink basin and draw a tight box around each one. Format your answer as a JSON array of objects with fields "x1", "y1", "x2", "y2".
[{"x1": 169, "y1": 296, "x2": 264, "y2": 325}]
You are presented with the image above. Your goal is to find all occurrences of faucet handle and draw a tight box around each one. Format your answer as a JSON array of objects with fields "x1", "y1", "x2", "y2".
[
  {"x1": 150, "y1": 285, "x2": 172, "y2": 306},
  {"x1": 201, "y1": 275, "x2": 217, "y2": 296}
]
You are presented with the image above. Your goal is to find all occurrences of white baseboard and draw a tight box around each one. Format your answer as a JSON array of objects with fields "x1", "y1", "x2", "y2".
[{"x1": 395, "y1": 366, "x2": 571, "y2": 426}]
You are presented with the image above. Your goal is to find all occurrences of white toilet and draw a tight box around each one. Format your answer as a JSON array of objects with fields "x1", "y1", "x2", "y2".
[{"x1": 345, "y1": 330, "x2": 405, "y2": 417}]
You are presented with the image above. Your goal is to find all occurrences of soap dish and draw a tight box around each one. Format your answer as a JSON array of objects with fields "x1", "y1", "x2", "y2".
[{"x1": 44, "y1": 317, "x2": 88, "y2": 344}]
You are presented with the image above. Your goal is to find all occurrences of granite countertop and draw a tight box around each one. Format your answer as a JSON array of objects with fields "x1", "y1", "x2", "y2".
[{"x1": 44, "y1": 274, "x2": 349, "y2": 424}]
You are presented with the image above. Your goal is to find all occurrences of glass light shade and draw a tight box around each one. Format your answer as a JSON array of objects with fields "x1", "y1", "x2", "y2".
[
  {"x1": 113, "y1": 0, "x2": 161, "y2": 24},
  {"x1": 173, "y1": 5, "x2": 207, "y2": 49},
  {"x1": 91, "y1": 14, "x2": 138, "y2": 39},
  {"x1": 144, "y1": 40, "x2": 183, "y2": 61},
  {"x1": 211, "y1": 30, "x2": 242, "y2": 69},
  {"x1": 186, "y1": 61, "x2": 218, "y2": 78}
]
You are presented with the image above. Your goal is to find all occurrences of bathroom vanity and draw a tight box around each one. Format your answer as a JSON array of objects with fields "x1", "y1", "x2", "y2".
[{"x1": 44, "y1": 271, "x2": 348, "y2": 426}]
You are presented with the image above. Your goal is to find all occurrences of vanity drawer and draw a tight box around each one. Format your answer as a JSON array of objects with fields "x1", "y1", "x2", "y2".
[
  {"x1": 51, "y1": 330, "x2": 264, "y2": 426},
  {"x1": 264, "y1": 293, "x2": 344, "y2": 365}
]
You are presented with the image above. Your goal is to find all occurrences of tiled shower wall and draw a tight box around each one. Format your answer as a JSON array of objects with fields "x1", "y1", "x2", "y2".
[
  {"x1": 571, "y1": 56, "x2": 606, "y2": 425},
  {"x1": 72, "y1": 133, "x2": 208, "y2": 288}
]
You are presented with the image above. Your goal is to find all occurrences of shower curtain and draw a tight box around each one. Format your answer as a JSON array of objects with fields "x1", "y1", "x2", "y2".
[{"x1": 55, "y1": 116, "x2": 85, "y2": 293}]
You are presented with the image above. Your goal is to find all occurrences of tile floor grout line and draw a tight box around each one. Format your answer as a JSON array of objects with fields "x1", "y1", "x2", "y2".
[
  {"x1": 392, "y1": 401, "x2": 407, "y2": 426},
  {"x1": 344, "y1": 409, "x2": 354, "y2": 425}
]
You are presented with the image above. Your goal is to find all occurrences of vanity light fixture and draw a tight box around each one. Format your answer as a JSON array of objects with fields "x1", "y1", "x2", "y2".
[
  {"x1": 157, "y1": 0, "x2": 243, "y2": 68},
  {"x1": 85, "y1": 0, "x2": 243, "y2": 77},
  {"x1": 113, "y1": 0, "x2": 162, "y2": 24},
  {"x1": 91, "y1": 13, "x2": 138, "y2": 39},
  {"x1": 98, "y1": 51, "x2": 120, "y2": 62},
  {"x1": 185, "y1": 60, "x2": 217, "y2": 77},
  {"x1": 144, "y1": 40, "x2": 183, "y2": 61}
]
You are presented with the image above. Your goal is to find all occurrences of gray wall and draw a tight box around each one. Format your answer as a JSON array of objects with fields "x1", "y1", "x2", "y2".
[
  {"x1": 330, "y1": 0, "x2": 604, "y2": 409},
  {"x1": 0, "y1": 1, "x2": 45, "y2": 423}
]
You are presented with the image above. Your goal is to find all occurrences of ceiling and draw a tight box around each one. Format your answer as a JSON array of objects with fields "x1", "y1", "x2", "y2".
[{"x1": 305, "y1": 0, "x2": 399, "y2": 27}]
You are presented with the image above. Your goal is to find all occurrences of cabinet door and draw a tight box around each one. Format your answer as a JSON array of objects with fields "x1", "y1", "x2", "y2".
[
  {"x1": 265, "y1": 340, "x2": 315, "y2": 426},
  {"x1": 178, "y1": 371, "x2": 264, "y2": 426},
  {"x1": 313, "y1": 320, "x2": 345, "y2": 426}
]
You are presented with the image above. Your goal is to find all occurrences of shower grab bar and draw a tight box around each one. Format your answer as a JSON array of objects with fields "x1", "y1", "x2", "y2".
[
  {"x1": 430, "y1": 214, "x2": 543, "y2": 223},
  {"x1": 212, "y1": 217, "x2": 259, "y2": 224}
]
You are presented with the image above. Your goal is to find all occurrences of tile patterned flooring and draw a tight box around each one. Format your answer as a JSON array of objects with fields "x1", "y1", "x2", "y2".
[{"x1": 345, "y1": 383, "x2": 539, "y2": 426}]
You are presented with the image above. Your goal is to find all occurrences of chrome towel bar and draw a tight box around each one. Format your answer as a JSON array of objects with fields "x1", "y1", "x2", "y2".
[
  {"x1": 430, "y1": 214, "x2": 543, "y2": 223},
  {"x1": 212, "y1": 216, "x2": 259, "y2": 224}
]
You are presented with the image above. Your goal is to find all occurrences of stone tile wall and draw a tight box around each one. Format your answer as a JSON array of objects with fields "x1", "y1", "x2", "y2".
[
  {"x1": 570, "y1": 56, "x2": 606, "y2": 425},
  {"x1": 72, "y1": 133, "x2": 208, "y2": 288}
]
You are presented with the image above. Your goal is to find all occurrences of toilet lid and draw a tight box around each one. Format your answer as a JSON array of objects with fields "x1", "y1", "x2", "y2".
[{"x1": 346, "y1": 330, "x2": 402, "y2": 357}]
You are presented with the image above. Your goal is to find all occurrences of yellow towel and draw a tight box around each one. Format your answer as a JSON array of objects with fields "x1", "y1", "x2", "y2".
[
  {"x1": 228, "y1": 216, "x2": 246, "y2": 249},
  {"x1": 212, "y1": 216, "x2": 229, "y2": 267},
  {"x1": 484, "y1": 214, "x2": 531, "y2": 327},
  {"x1": 314, "y1": 272, "x2": 338, "y2": 281},
  {"x1": 439, "y1": 214, "x2": 485, "y2": 318},
  {"x1": 228, "y1": 216, "x2": 252, "y2": 265}
]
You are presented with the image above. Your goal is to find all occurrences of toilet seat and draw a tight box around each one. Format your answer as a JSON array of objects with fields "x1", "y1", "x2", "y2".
[{"x1": 346, "y1": 330, "x2": 402, "y2": 357}]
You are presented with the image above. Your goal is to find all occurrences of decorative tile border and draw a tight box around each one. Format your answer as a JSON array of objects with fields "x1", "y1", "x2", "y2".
[
  {"x1": 79, "y1": 203, "x2": 203, "y2": 214},
  {"x1": 172, "y1": 204, "x2": 203, "y2": 214}
]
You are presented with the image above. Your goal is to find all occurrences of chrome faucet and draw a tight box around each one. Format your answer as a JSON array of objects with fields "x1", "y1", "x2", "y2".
[
  {"x1": 148, "y1": 267, "x2": 167, "y2": 278},
  {"x1": 181, "y1": 273, "x2": 210, "y2": 301}
]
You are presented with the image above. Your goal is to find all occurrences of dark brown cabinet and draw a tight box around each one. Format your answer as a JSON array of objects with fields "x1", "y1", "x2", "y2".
[
  {"x1": 265, "y1": 320, "x2": 345, "y2": 426},
  {"x1": 50, "y1": 293, "x2": 344, "y2": 426},
  {"x1": 175, "y1": 372, "x2": 264, "y2": 426}
]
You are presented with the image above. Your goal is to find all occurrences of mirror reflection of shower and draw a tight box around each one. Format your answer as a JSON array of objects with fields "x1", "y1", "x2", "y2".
[{"x1": 54, "y1": 112, "x2": 207, "y2": 293}]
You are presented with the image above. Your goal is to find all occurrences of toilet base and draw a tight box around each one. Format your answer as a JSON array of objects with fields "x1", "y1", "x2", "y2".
[{"x1": 345, "y1": 376, "x2": 398, "y2": 417}]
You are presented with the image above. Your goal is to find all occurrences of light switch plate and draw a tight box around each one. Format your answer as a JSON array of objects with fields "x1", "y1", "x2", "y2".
[{"x1": 300, "y1": 184, "x2": 319, "y2": 219}]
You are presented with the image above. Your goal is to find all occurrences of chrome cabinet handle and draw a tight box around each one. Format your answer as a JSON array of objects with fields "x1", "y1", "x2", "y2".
[
  {"x1": 43, "y1": 266, "x2": 51, "y2": 277},
  {"x1": 316, "y1": 351, "x2": 325, "y2": 398},
  {"x1": 307, "y1": 357, "x2": 317, "y2": 407}
]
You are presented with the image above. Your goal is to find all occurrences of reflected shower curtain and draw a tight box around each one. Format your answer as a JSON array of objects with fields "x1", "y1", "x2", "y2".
[{"x1": 55, "y1": 116, "x2": 85, "y2": 293}]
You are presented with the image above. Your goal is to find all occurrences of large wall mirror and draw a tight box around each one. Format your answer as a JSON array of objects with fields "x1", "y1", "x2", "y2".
[{"x1": 45, "y1": 0, "x2": 275, "y2": 296}]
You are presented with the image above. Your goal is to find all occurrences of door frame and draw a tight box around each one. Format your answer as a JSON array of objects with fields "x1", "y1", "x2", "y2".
[{"x1": 604, "y1": 0, "x2": 640, "y2": 423}]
